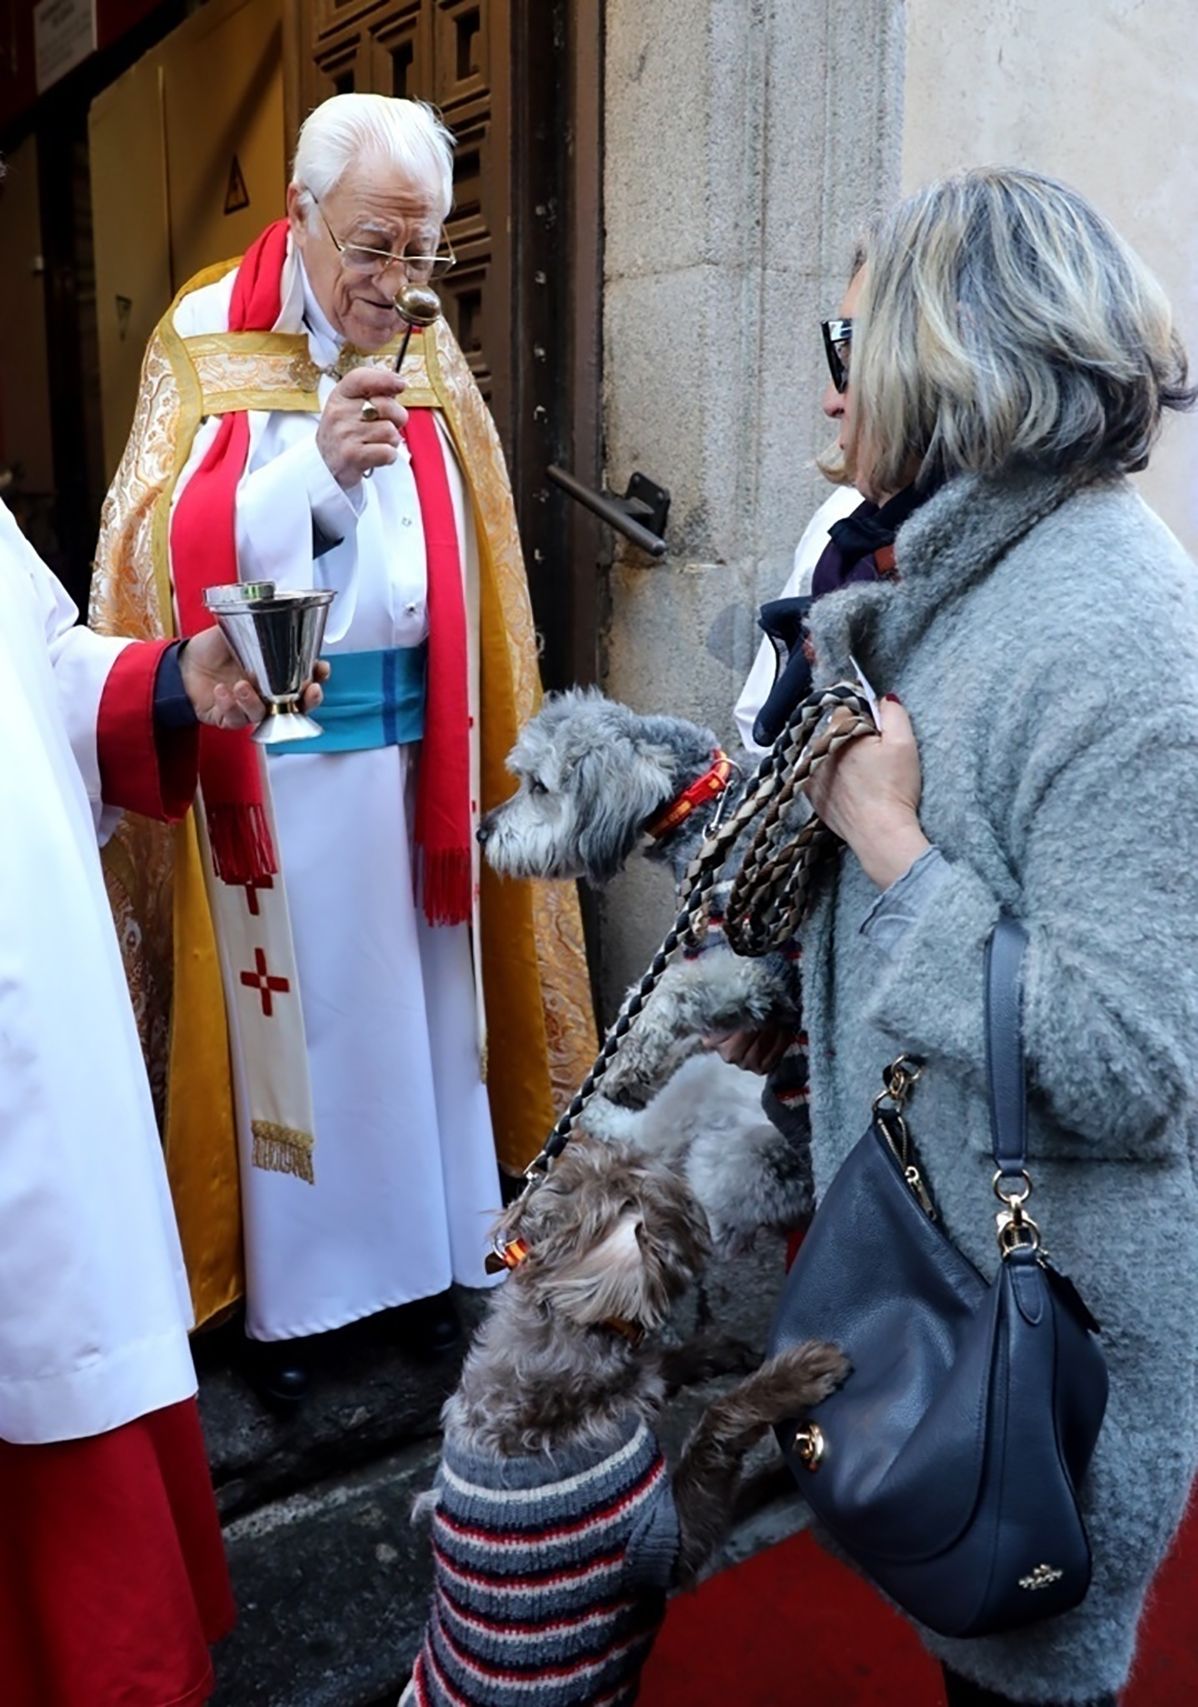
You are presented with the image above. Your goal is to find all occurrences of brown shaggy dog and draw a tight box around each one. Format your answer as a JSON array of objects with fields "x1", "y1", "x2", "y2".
[{"x1": 402, "y1": 1139, "x2": 844, "y2": 1705}]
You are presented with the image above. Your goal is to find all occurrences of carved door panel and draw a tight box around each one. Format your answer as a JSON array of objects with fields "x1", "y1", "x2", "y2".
[{"x1": 293, "y1": 1, "x2": 507, "y2": 432}]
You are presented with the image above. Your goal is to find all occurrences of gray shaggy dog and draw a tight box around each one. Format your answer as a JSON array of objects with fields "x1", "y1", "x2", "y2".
[
  {"x1": 402, "y1": 1138, "x2": 844, "y2": 1705},
  {"x1": 584, "y1": 1052, "x2": 814, "y2": 1251},
  {"x1": 478, "y1": 687, "x2": 813, "y2": 1248},
  {"x1": 479, "y1": 688, "x2": 746, "y2": 888}
]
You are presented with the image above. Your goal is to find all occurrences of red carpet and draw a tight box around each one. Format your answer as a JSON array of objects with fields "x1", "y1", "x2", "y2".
[{"x1": 642, "y1": 1498, "x2": 1198, "y2": 1705}]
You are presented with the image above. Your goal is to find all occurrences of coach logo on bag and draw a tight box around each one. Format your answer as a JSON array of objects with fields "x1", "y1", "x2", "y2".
[{"x1": 1018, "y1": 1563, "x2": 1064, "y2": 1591}]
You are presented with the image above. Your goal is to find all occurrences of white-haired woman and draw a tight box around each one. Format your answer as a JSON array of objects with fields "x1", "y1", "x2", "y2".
[{"x1": 800, "y1": 168, "x2": 1197, "y2": 1705}]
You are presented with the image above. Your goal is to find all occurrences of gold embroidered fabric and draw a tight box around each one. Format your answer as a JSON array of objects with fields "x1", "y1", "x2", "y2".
[
  {"x1": 182, "y1": 329, "x2": 441, "y2": 416},
  {"x1": 186, "y1": 333, "x2": 321, "y2": 415},
  {"x1": 424, "y1": 323, "x2": 542, "y2": 729},
  {"x1": 90, "y1": 249, "x2": 597, "y2": 1322},
  {"x1": 532, "y1": 882, "x2": 598, "y2": 1115}
]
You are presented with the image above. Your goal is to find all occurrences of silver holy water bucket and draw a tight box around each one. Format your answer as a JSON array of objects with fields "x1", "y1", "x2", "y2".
[{"x1": 202, "y1": 581, "x2": 336, "y2": 745}]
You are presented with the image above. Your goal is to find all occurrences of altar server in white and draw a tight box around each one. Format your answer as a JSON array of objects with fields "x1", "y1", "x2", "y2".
[{"x1": 0, "y1": 493, "x2": 320, "y2": 1704}]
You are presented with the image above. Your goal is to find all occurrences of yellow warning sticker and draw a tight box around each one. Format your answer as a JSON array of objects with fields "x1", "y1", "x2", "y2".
[{"x1": 224, "y1": 156, "x2": 250, "y2": 216}]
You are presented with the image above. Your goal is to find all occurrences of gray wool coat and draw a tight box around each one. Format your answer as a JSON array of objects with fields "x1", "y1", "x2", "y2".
[{"x1": 799, "y1": 468, "x2": 1198, "y2": 1704}]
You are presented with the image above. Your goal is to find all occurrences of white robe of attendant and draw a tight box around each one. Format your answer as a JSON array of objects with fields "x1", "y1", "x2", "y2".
[
  {"x1": 0, "y1": 500, "x2": 196, "y2": 1445},
  {"x1": 733, "y1": 484, "x2": 862, "y2": 752},
  {"x1": 172, "y1": 253, "x2": 501, "y2": 1342}
]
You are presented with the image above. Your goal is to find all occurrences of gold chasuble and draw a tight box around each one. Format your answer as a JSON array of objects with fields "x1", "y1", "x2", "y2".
[{"x1": 91, "y1": 256, "x2": 597, "y2": 1327}]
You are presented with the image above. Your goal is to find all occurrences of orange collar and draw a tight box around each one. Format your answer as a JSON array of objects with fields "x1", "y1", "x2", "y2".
[
  {"x1": 644, "y1": 749, "x2": 735, "y2": 841},
  {"x1": 485, "y1": 1237, "x2": 530, "y2": 1275}
]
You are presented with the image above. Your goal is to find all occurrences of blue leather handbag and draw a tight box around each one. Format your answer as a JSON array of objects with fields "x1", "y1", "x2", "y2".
[{"x1": 768, "y1": 917, "x2": 1109, "y2": 1638}]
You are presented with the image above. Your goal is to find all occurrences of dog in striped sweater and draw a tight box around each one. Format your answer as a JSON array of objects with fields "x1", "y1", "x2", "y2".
[{"x1": 401, "y1": 1137, "x2": 845, "y2": 1705}]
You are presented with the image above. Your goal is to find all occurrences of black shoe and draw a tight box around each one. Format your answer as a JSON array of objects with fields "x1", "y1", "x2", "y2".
[
  {"x1": 244, "y1": 1336, "x2": 311, "y2": 1409},
  {"x1": 395, "y1": 1291, "x2": 462, "y2": 1360}
]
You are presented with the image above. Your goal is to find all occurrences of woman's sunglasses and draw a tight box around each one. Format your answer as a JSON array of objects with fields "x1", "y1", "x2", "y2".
[{"x1": 821, "y1": 317, "x2": 853, "y2": 393}]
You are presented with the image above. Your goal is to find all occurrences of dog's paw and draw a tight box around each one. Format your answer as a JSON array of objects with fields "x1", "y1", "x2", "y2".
[{"x1": 761, "y1": 1341, "x2": 850, "y2": 1411}]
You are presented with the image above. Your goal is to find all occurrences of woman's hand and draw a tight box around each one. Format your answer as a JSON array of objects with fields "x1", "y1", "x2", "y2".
[
  {"x1": 180, "y1": 630, "x2": 329, "y2": 731},
  {"x1": 704, "y1": 1020, "x2": 796, "y2": 1076},
  {"x1": 804, "y1": 695, "x2": 931, "y2": 889}
]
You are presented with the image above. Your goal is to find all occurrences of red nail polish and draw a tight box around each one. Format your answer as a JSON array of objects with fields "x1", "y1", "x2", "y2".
[{"x1": 883, "y1": 693, "x2": 902, "y2": 704}]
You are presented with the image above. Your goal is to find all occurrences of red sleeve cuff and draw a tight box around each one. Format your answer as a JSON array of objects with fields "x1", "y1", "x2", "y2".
[{"x1": 97, "y1": 640, "x2": 200, "y2": 822}]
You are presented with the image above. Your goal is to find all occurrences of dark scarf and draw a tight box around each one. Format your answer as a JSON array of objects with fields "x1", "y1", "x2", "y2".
[
  {"x1": 810, "y1": 482, "x2": 928, "y2": 597},
  {"x1": 752, "y1": 483, "x2": 929, "y2": 747}
]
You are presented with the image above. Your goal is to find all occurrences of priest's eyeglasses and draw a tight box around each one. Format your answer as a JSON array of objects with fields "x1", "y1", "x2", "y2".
[
  {"x1": 315, "y1": 200, "x2": 456, "y2": 285},
  {"x1": 822, "y1": 317, "x2": 853, "y2": 393}
]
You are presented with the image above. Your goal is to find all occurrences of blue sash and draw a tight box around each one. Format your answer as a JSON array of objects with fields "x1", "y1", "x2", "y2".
[{"x1": 272, "y1": 644, "x2": 427, "y2": 754}]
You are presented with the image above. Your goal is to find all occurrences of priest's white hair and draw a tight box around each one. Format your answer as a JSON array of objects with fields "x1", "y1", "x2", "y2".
[{"x1": 291, "y1": 94, "x2": 454, "y2": 222}]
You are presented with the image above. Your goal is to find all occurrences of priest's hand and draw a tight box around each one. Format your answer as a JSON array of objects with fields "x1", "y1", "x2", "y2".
[
  {"x1": 316, "y1": 369, "x2": 409, "y2": 489},
  {"x1": 180, "y1": 629, "x2": 330, "y2": 731}
]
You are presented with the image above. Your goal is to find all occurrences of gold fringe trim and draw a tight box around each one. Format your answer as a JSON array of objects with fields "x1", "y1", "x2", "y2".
[{"x1": 251, "y1": 1119, "x2": 316, "y2": 1184}]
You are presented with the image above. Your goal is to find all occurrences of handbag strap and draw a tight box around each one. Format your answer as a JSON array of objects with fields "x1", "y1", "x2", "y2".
[{"x1": 984, "y1": 915, "x2": 1029, "y2": 1177}]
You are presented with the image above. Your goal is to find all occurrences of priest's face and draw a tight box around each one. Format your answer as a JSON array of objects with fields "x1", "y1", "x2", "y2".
[{"x1": 288, "y1": 158, "x2": 445, "y2": 352}]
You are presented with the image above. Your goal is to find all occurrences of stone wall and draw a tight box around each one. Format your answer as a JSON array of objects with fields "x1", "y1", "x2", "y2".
[
  {"x1": 902, "y1": 0, "x2": 1198, "y2": 556},
  {"x1": 599, "y1": 0, "x2": 905, "y2": 1012}
]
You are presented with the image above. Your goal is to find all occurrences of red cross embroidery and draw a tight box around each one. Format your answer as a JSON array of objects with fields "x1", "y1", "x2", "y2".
[
  {"x1": 243, "y1": 875, "x2": 275, "y2": 916},
  {"x1": 240, "y1": 947, "x2": 290, "y2": 1017}
]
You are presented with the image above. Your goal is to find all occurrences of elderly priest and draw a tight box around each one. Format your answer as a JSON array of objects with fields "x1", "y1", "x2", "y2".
[{"x1": 91, "y1": 93, "x2": 595, "y2": 1401}]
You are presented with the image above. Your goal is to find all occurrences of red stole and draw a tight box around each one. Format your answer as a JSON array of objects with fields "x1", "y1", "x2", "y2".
[
  {"x1": 170, "y1": 220, "x2": 288, "y2": 885},
  {"x1": 405, "y1": 408, "x2": 472, "y2": 926}
]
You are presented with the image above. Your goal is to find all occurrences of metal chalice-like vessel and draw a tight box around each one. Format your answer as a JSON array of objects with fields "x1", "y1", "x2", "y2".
[{"x1": 202, "y1": 581, "x2": 336, "y2": 745}]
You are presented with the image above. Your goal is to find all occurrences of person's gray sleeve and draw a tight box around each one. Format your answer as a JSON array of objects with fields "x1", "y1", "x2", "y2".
[
  {"x1": 623, "y1": 1478, "x2": 681, "y2": 1592},
  {"x1": 860, "y1": 710, "x2": 1198, "y2": 1160},
  {"x1": 859, "y1": 846, "x2": 951, "y2": 955}
]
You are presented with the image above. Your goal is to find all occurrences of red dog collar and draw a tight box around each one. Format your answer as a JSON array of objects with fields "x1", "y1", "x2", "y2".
[{"x1": 645, "y1": 749, "x2": 735, "y2": 841}]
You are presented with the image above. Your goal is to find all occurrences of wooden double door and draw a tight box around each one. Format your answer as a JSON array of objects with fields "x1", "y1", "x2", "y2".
[{"x1": 287, "y1": 0, "x2": 603, "y2": 688}]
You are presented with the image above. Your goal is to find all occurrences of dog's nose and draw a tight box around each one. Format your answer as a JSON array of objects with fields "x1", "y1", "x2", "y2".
[{"x1": 476, "y1": 822, "x2": 490, "y2": 845}]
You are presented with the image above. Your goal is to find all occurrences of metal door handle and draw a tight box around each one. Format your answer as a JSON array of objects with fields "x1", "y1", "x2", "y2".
[{"x1": 548, "y1": 466, "x2": 670, "y2": 557}]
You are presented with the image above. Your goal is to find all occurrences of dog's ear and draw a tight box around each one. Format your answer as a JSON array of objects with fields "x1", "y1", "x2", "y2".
[
  {"x1": 551, "y1": 1211, "x2": 659, "y2": 1329},
  {"x1": 573, "y1": 740, "x2": 677, "y2": 884}
]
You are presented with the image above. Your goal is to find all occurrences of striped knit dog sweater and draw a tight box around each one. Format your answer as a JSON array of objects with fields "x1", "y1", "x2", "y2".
[{"x1": 402, "y1": 1413, "x2": 679, "y2": 1705}]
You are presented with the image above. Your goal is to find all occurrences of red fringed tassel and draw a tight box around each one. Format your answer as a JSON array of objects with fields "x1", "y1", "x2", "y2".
[
  {"x1": 419, "y1": 848, "x2": 473, "y2": 927},
  {"x1": 205, "y1": 803, "x2": 278, "y2": 887}
]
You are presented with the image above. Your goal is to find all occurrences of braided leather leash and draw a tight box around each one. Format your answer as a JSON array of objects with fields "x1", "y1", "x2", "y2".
[{"x1": 517, "y1": 682, "x2": 877, "y2": 1188}]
